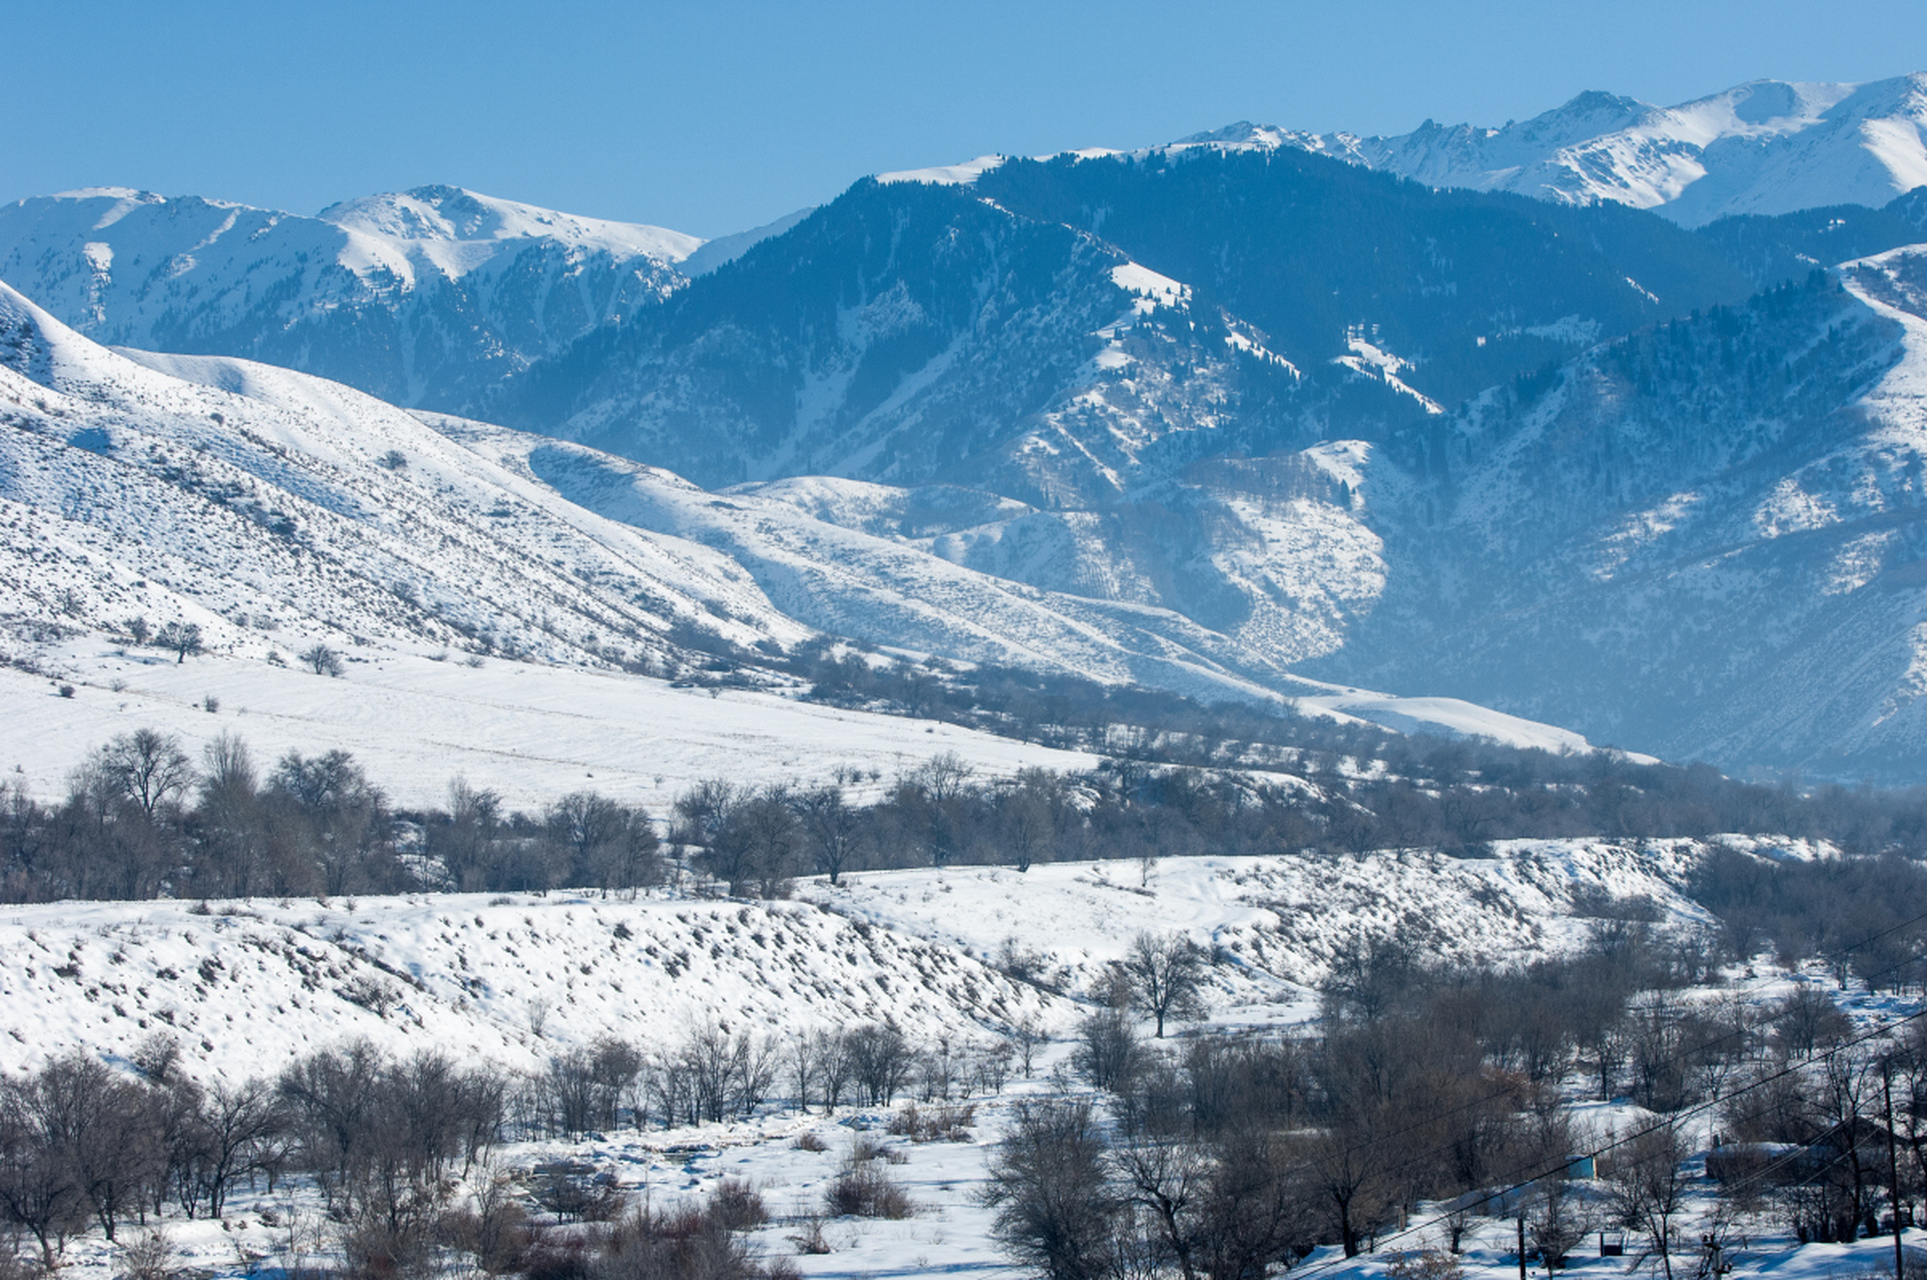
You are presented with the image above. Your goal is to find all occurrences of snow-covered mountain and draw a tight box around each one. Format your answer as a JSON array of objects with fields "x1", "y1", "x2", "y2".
[
  {"x1": 0, "y1": 185, "x2": 699, "y2": 409},
  {"x1": 8, "y1": 79, "x2": 1927, "y2": 780},
  {"x1": 1308, "y1": 253, "x2": 1927, "y2": 780},
  {"x1": 2, "y1": 275, "x2": 1606, "y2": 808},
  {"x1": 1177, "y1": 74, "x2": 1927, "y2": 227},
  {"x1": 0, "y1": 274, "x2": 1299, "y2": 710},
  {"x1": 495, "y1": 154, "x2": 1752, "y2": 498}
]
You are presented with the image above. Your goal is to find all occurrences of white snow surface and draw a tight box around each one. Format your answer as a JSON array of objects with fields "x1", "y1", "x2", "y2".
[
  {"x1": 0, "y1": 642, "x2": 1096, "y2": 814},
  {"x1": 0, "y1": 889, "x2": 1070, "y2": 1083},
  {"x1": 316, "y1": 185, "x2": 701, "y2": 269},
  {"x1": 874, "y1": 155, "x2": 1010, "y2": 186},
  {"x1": 803, "y1": 839, "x2": 1733, "y2": 1017}
]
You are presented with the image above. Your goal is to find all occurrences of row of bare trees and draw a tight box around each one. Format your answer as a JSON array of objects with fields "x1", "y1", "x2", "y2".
[
  {"x1": 0, "y1": 1040, "x2": 503, "y2": 1270},
  {"x1": 0, "y1": 730, "x2": 663, "y2": 903},
  {"x1": 0, "y1": 1013, "x2": 1030, "y2": 1275},
  {"x1": 515, "y1": 1020, "x2": 1024, "y2": 1139}
]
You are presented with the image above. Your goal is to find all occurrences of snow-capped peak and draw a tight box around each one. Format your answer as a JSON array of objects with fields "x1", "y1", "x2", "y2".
[
  {"x1": 317, "y1": 184, "x2": 702, "y2": 263},
  {"x1": 1181, "y1": 72, "x2": 1927, "y2": 226},
  {"x1": 875, "y1": 155, "x2": 1011, "y2": 186},
  {"x1": 1167, "y1": 121, "x2": 1313, "y2": 153},
  {"x1": 0, "y1": 183, "x2": 705, "y2": 408}
]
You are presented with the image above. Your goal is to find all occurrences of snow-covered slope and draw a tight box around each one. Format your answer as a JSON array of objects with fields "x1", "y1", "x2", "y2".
[
  {"x1": 0, "y1": 275, "x2": 1617, "y2": 805},
  {"x1": 501, "y1": 159, "x2": 1749, "y2": 496},
  {"x1": 0, "y1": 891, "x2": 1068, "y2": 1081},
  {"x1": 804, "y1": 839, "x2": 1736, "y2": 1016},
  {"x1": 1311, "y1": 258, "x2": 1927, "y2": 778},
  {"x1": 0, "y1": 835, "x2": 1766, "y2": 1081},
  {"x1": 0, "y1": 185, "x2": 699, "y2": 409},
  {"x1": 0, "y1": 278, "x2": 807, "y2": 676},
  {"x1": 0, "y1": 642, "x2": 1101, "y2": 815},
  {"x1": 1174, "y1": 75, "x2": 1927, "y2": 227}
]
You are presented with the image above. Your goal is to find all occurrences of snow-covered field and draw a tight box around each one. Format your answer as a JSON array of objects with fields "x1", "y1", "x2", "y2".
[{"x1": 0, "y1": 637, "x2": 1097, "y2": 813}]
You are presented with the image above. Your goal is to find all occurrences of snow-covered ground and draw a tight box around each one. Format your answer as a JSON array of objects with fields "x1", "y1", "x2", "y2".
[
  {"x1": 0, "y1": 637, "x2": 1097, "y2": 813},
  {"x1": 802, "y1": 840, "x2": 1745, "y2": 1016},
  {"x1": 0, "y1": 889, "x2": 1071, "y2": 1083},
  {"x1": 0, "y1": 838, "x2": 1750, "y2": 1080}
]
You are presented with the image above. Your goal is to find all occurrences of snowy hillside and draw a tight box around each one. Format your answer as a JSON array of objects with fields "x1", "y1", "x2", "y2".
[
  {"x1": 1312, "y1": 257, "x2": 1927, "y2": 778},
  {"x1": 0, "y1": 835, "x2": 1751, "y2": 1081},
  {"x1": 1174, "y1": 74, "x2": 1927, "y2": 227},
  {"x1": 803, "y1": 838, "x2": 1734, "y2": 1016},
  {"x1": 0, "y1": 275, "x2": 1627, "y2": 809},
  {"x1": 0, "y1": 890, "x2": 1068, "y2": 1082},
  {"x1": 0, "y1": 185, "x2": 700, "y2": 409},
  {"x1": 0, "y1": 277, "x2": 811, "y2": 676}
]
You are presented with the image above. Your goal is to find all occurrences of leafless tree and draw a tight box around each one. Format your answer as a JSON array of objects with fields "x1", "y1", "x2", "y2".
[
  {"x1": 299, "y1": 643, "x2": 345, "y2": 677},
  {"x1": 847, "y1": 1023, "x2": 913, "y2": 1106},
  {"x1": 154, "y1": 622, "x2": 203, "y2": 664},
  {"x1": 980, "y1": 1098, "x2": 1120, "y2": 1280},
  {"x1": 99, "y1": 729, "x2": 195, "y2": 822},
  {"x1": 793, "y1": 783, "x2": 863, "y2": 884},
  {"x1": 1607, "y1": 1120, "x2": 1692, "y2": 1280},
  {"x1": 1121, "y1": 931, "x2": 1208, "y2": 1038}
]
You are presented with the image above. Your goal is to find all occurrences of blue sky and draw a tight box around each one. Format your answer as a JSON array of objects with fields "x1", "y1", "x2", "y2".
[{"x1": 9, "y1": 0, "x2": 1927, "y2": 238}]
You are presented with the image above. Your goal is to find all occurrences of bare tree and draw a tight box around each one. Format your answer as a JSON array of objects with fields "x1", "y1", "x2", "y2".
[
  {"x1": 1120, "y1": 931, "x2": 1208, "y2": 1038},
  {"x1": 980, "y1": 1098, "x2": 1120, "y2": 1280},
  {"x1": 999, "y1": 770, "x2": 1059, "y2": 873},
  {"x1": 846, "y1": 1023, "x2": 913, "y2": 1106},
  {"x1": 546, "y1": 792, "x2": 658, "y2": 896},
  {"x1": 787, "y1": 1031, "x2": 822, "y2": 1114},
  {"x1": 1607, "y1": 1120, "x2": 1692, "y2": 1280},
  {"x1": 793, "y1": 783, "x2": 863, "y2": 884},
  {"x1": 1073, "y1": 1008, "x2": 1143, "y2": 1094},
  {"x1": 0, "y1": 1093, "x2": 86, "y2": 1268},
  {"x1": 154, "y1": 622, "x2": 203, "y2": 664},
  {"x1": 299, "y1": 643, "x2": 345, "y2": 677},
  {"x1": 1011, "y1": 1015, "x2": 1048, "y2": 1079},
  {"x1": 178, "y1": 1077, "x2": 286, "y2": 1218},
  {"x1": 99, "y1": 729, "x2": 196, "y2": 822},
  {"x1": 816, "y1": 1029, "x2": 853, "y2": 1115}
]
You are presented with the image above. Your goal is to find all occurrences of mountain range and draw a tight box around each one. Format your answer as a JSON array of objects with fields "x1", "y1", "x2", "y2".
[
  {"x1": 1173, "y1": 73, "x2": 1927, "y2": 226},
  {"x1": 7, "y1": 74, "x2": 1927, "y2": 780}
]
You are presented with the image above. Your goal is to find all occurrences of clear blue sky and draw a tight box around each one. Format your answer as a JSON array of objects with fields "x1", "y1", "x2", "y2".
[{"x1": 9, "y1": 0, "x2": 1927, "y2": 238}]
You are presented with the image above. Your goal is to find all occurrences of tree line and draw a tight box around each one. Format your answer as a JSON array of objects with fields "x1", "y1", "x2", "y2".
[{"x1": 11, "y1": 724, "x2": 1927, "y2": 963}]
